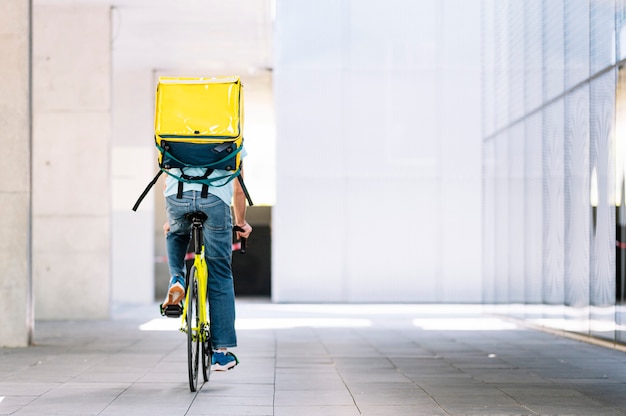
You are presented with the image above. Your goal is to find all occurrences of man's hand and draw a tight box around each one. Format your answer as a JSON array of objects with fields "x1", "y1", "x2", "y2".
[
  {"x1": 163, "y1": 222, "x2": 170, "y2": 236},
  {"x1": 235, "y1": 221, "x2": 252, "y2": 239}
]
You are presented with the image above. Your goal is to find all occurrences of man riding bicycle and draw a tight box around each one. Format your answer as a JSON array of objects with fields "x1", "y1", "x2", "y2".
[{"x1": 162, "y1": 161, "x2": 252, "y2": 371}]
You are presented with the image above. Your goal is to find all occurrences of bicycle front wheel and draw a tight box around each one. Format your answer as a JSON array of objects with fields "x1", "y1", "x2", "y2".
[{"x1": 187, "y1": 266, "x2": 200, "y2": 392}]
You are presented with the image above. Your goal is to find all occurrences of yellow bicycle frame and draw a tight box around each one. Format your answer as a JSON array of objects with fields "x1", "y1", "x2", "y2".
[{"x1": 181, "y1": 246, "x2": 209, "y2": 336}]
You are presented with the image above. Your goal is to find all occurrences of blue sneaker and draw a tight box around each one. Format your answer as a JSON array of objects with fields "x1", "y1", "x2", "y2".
[
  {"x1": 212, "y1": 350, "x2": 239, "y2": 371},
  {"x1": 163, "y1": 275, "x2": 185, "y2": 307}
]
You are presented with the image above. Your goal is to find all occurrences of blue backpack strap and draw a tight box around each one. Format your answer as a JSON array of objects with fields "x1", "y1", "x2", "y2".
[
  {"x1": 156, "y1": 141, "x2": 242, "y2": 169},
  {"x1": 164, "y1": 167, "x2": 239, "y2": 187},
  {"x1": 176, "y1": 168, "x2": 215, "y2": 199}
]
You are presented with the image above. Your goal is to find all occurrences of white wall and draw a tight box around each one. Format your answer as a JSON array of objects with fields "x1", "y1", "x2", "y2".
[
  {"x1": 111, "y1": 70, "x2": 155, "y2": 304},
  {"x1": 32, "y1": 4, "x2": 111, "y2": 319},
  {"x1": 272, "y1": 0, "x2": 483, "y2": 302}
]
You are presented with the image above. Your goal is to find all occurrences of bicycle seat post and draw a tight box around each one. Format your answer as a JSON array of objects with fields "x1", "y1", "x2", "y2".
[
  {"x1": 192, "y1": 218, "x2": 202, "y2": 254},
  {"x1": 185, "y1": 212, "x2": 207, "y2": 255}
]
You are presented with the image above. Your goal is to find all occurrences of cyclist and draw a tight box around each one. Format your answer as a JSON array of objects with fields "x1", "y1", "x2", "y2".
[{"x1": 162, "y1": 160, "x2": 252, "y2": 371}]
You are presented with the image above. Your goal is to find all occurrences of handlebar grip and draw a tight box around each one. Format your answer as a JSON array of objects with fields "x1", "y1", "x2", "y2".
[{"x1": 233, "y1": 226, "x2": 247, "y2": 254}]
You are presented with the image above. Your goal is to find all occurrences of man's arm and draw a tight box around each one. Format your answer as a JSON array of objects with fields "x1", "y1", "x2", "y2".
[{"x1": 233, "y1": 163, "x2": 252, "y2": 239}]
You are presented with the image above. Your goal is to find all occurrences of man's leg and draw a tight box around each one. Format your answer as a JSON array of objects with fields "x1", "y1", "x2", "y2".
[
  {"x1": 199, "y1": 196, "x2": 238, "y2": 354},
  {"x1": 164, "y1": 195, "x2": 192, "y2": 306}
]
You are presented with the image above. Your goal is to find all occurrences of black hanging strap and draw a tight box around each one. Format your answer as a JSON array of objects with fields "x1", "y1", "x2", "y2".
[
  {"x1": 132, "y1": 170, "x2": 164, "y2": 212},
  {"x1": 237, "y1": 175, "x2": 254, "y2": 206}
]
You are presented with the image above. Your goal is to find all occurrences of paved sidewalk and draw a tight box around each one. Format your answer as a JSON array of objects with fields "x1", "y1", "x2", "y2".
[{"x1": 2, "y1": 300, "x2": 626, "y2": 415}]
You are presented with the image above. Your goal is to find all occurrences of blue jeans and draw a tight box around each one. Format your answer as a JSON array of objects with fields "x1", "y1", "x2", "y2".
[{"x1": 165, "y1": 191, "x2": 236, "y2": 349}]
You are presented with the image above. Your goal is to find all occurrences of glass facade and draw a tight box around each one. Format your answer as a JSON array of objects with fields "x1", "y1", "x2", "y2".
[{"x1": 482, "y1": 0, "x2": 626, "y2": 343}]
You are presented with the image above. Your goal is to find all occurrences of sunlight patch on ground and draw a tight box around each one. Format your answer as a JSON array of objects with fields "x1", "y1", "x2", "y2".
[
  {"x1": 139, "y1": 319, "x2": 181, "y2": 331},
  {"x1": 139, "y1": 317, "x2": 372, "y2": 331},
  {"x1": 412, "y1": 317, "x2": 519, "y2": 331},
  {"x1": 244, "y1": 303, "x2": 487, "y2": 316},
  {"x1": 235, "y1": 318, "x2": 372, "y2": 330}
]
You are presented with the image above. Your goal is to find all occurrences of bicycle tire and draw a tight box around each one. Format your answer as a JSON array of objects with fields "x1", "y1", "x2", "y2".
[
  {"x1": 187, "y1": 266, "x2": 200, "y2": 392},
  {"x1": 201, "y1": 320, "x2": 211, "y2": 382},
  {"x1": 200, "y1": 271, "x2": 210, "y2": 382}
]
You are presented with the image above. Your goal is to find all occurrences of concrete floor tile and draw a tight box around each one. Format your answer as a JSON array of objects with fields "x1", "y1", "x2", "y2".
[
  {"x1": 187, "y1": 405, "x2": 274, "y2": 415},
  {"x1": 274, "y1": 389, "x2": 355, "y2": 406},
  {"x1": 438, "y1": 404, "x2": 538, "y2": 415},
  {"x1": 351, "y1": 389, "x2": 435, "y2": 406},
  {"x1": 523, "y1": 404, "x2": 623, "y2": 416},
  {"x1": 435, "y1": 394, "x2": 520, "y2": 407},
  {"x1": 0, "y1": 382, "x2": 58, "y2": 396},
  {"x1": 275, "y1": 377, "x2": 346, "y2": 390},
  {"x1": 338, "y1": 369, "x2": 413, "y2": 384},
  {"x1": 520, "y1": 395, "x2": 608, "y2": 407},
  {"x1": 358, "y1": 405, "x2": 448, "y2": 416},
  {"x1": 420, "y1": 386, "x2": 508, "y2": 398},
  {"x1": 193, "y1": 394, "x2": 273, "y2": 407},
  {"x1": 0, "y1": 396, "x2": 37, "y2": 416},
  {"x1": 406, "y1": 374, "x2": 477, "y2": 386},
  {"x1": 274, "y1": 405, "x2": 361, "y2": 416},
  {"x1": 275, "y1": 366, "x2": 337, "y2": 375},
  {"x1": 468, "y1": 368, "x2": 553, "y2": 384},
  {"x1": 498, "y1": 385, "x2": 585, "y2": 397},
  {"x1": 332, "y1": 357, "x2": 395, "y2": 369},
  {"x1": 9, "y1": 384, "x2": 127, "y2": 416},
  {"x1": 197, "y1": 383, "x2": 274, "y2": 397}
]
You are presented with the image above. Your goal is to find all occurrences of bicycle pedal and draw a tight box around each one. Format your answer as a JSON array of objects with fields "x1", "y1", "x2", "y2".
[{"x1": 161, "y1": 304, "x2": 183, "y2": 318}]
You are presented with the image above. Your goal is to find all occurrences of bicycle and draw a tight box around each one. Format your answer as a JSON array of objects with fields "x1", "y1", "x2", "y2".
[{"x1": 161, "y1": 211, "x2": 247, "y2": 392}]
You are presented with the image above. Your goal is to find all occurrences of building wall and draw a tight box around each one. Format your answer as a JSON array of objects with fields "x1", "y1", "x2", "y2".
[
  {"x1": 482, "y1": 0, "x2": 626, "y2": 343},
  {"x1": 272, "y1": 0, "x2": 483, "y2": 302},
  {"x1": 32, "y1": 4, "x2": 111, "y2": 319}
]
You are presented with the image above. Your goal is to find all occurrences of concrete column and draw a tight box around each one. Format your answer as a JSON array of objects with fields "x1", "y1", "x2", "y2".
[
  {"x1": 0, "y1": 0, "x2": 32, "y2": 347},
  {"x1": 32, "y1": 4, "x2": 111, "y2": 319}
]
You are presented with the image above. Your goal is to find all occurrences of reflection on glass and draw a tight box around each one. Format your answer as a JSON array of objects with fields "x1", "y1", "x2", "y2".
[{"x1": 616, "y1": 65, "x2": 626, "y2": 305}]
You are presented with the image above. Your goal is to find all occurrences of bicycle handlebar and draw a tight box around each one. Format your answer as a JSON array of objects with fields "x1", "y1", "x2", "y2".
[{"x1": 233, "y1": 226, "x2": 247, "y2": 254}]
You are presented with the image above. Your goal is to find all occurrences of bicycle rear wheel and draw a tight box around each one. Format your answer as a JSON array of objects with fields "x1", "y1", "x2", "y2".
[{"x1": 187, "y1": 266, "x2": 200, "y2": 392}]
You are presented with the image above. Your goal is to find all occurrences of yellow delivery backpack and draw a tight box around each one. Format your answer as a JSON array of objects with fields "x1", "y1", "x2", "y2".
[{"x1": 133, "y1": 76, "x2": 252, "y2": 211}]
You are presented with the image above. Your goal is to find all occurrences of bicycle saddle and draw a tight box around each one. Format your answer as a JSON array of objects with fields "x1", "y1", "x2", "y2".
[{"x1": 184, "y1": 211, "x2": 208, "y2": 222}]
